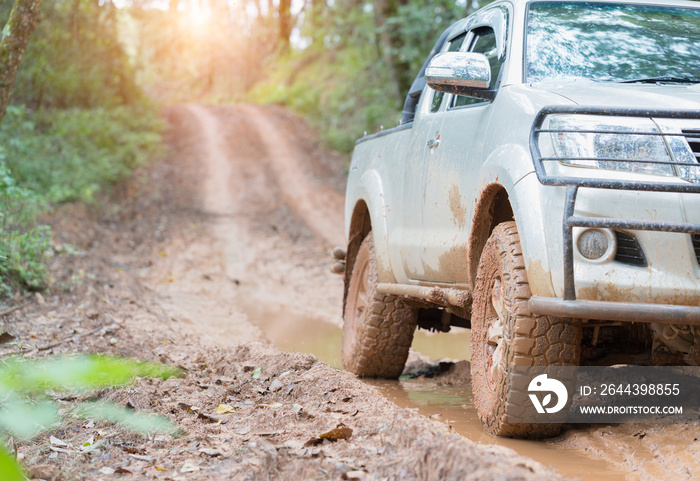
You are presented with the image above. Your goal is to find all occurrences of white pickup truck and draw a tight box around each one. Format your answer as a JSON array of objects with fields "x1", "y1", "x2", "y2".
[{"x1": 339, "y1": 0, "x2": 700, "y2": 437}]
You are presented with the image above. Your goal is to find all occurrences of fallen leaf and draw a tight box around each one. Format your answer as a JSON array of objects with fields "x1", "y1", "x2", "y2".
[
  {"x1": 269, "y1": 379, "x2": 284, "y2": 392},
  {"x1": 128, "y1": 454, "x2": 155, "y2": 462},
  {"x1": 304, "y1": 423, "x2": 353, "y2": 446},
  {"x1": 120, "y1": 446, "x2": 146, "y2": 455},
  {"x1": 49, "y1": 446, "x2": 73, "y2": 454},
  {"x1": 80, "y1": 437, "x2": 102, "y2": 453},
  {"x1": 216, "y1": 404, "x2": 238, "y2": 414},
  {"x1": 115, "y1": 467, "x2": 133, "y2": 474},
  {"x1": 0, "y1": 332, "x2": 16, "y2": 345},
  {"x1": 319, "y1": 423, "x2": 353, "y2": 441},
  {"x1": 257, "y1": 402, "x2": 283, "y2": 409},
  {"x1": 252, "y1": 367, "x2": 262, "y2": 379},
  {"x1": 180, "y1": 462, "x2": 200, "y2": 473},
  {"x1": 177, "y1": 402, "x2": 194, "y2": 412},
  {"x1": 256, "y1": 430, "x2": 284, "y2": 437},
  {"x1": 197, "y1": 412, "x2": 224, "y2": 424},
  {"x1": 199, "y1": 448, "x2": 222, "y2": 457},
  {"x1": 343, "y1": 471, "x2": 367, "y2": 480},
  {"x1": 50, "y1": 436, "x2": 68, "y2": 447}
]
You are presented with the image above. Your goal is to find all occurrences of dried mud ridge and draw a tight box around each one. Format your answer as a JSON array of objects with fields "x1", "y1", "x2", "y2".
[{"x1": 0, "y1": 104, "x2": 560, "y2": 481}]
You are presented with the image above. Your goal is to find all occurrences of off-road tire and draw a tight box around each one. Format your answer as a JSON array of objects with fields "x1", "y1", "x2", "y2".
[
  {"x1": 471, "y1": 221, "x2": 581, "y2": 438},
  {"x1": 343, "y1": 235, "x2": 417, "y2": 378}
]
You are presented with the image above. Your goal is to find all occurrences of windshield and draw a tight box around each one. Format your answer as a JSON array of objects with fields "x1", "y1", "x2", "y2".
[{"x1": 526, "y1": 2, "x2": 700, "y2": 83}]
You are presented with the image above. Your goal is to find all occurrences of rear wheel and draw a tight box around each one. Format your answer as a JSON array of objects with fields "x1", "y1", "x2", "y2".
[
  {"x1": 343, "y1": 235, "x2": 417, "y2": 378},
  {"x1": 471, "y1": 221, "x2": 581, "y2": 437}
]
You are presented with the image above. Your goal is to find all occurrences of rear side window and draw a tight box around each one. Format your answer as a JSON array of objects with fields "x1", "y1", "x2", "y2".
[{"x1": 453, "y1": 27, "x2": 502, "y2": 108}]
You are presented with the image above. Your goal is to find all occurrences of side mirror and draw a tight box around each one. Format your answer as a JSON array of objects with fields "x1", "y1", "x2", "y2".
[{"x1": 425, "y1": 52, "x2": 494, "y2": 100}]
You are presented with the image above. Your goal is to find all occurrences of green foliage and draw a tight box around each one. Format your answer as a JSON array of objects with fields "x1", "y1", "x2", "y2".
[
  {"x1": 0, "y1": 446, "x2": 24, "y2": 481},
  {"x1": 387, "y1": 0, "x2": 475, "y2": 95},
  {"x1": 0, "y1": 104, "x2": 161, "y2": 296},
  {"x1": 0, "y1": 354, "x2": 182, "y2": 395},
  {"x1": 0, "y1": 159, "x2": 50, "y2": 295},
  {"x1": 2, "y1": 0, "x2": 142, "y2": 109},
  {"x1": 250, "y1": 1, "x2": 496, "y2": 153},
  {"x1": 0, "y1": 354, "x2": 182, "y2": 478},
  {"x1": 250, "y1": 50, "x2": 400, "y2": 153},
  {"x1": 0, "y1": 104, "x2": 163, "y2": 204},
  {"x1": 0, "y1": 0, "x2": 162, "y2": 298},
  {"x1": 76, "y1": 402, "x2": 179, "y2": 436}
]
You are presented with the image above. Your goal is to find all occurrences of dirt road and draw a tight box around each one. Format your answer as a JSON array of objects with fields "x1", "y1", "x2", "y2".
[
  {"x1": 143, "y1": 104, "x2": 698, "y2": 481},
  {"x1": 6, "y1": 104, "x2": 697, "y2": 480},
  {"x1": 147, "y1": 104, "x2": 346, "y2": 356}
]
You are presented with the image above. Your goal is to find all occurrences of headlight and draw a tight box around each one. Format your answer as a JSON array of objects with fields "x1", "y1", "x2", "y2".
[{"x1": 546, "y1": 115, "x2": 675, "y2": 177}]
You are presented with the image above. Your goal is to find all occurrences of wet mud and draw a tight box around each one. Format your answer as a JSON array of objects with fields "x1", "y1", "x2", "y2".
[{"x1": 152, "y1": 104, "x2": 698, "y2": 480}]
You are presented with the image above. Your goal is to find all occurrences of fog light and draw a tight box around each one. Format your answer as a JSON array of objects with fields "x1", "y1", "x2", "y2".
[{"x1": 577, "y1": 229, "x2": 609, "y2": 260}]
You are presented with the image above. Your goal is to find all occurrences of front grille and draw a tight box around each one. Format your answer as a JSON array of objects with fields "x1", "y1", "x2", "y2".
[
  {"x1": 614, "y1": 231, "x2": 647, "y2": 267},
  {"x1": 682, "y1": 130, "x2": 700, "y2": 162},
  {"x1": 692, "y1": 234, "x2": 700, "y2": 266}
]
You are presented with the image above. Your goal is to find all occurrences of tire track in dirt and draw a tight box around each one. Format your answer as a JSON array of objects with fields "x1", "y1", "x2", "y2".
[
  {"x1": 146, "y1": 104, "x2": 343, "y2": 357},
  {"x1": 149, "y1": 105, "x2": 699, "y2": 481},
  {"x1": 237, "y1": 104, "x2": 345, "y2": 248}
]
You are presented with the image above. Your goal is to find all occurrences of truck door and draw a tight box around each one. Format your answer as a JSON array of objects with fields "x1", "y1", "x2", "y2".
[
  {"x1": 392, "y1": 32, "x2": 468, "y2": 282},
  {"x1": 410, "y1": 24, "x2": 506, "y2": 285}
]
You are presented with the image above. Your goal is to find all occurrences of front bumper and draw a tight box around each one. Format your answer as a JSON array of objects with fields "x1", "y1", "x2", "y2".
[{"x1": 529, "y1": 106, "x2": 700, "y2": 322}]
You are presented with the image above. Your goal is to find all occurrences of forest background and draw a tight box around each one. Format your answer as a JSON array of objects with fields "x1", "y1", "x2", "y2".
[{"x1": 0, "y1": 0, "x2": 491, "y2": 297}]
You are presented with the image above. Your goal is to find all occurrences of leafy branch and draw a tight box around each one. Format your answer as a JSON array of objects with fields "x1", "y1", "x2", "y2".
[{"x1": 0, "y1": 354, "x2": 183, "y2": 479}]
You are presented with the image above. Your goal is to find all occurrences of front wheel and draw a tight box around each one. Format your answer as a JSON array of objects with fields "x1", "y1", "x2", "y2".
[
  {"x1": 342, "y1": 235, "x2": 417, "y2": 378},
  {"x1": 471, "y1": 221, "x2": 581, "y2": 437}
]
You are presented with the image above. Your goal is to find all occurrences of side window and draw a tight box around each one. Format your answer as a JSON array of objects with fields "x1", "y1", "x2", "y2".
[
  {"x1": 430, "y1": 33, "x2": 467, "y2": 113},
  {"x1": 453, "y1": 27, "x2": 502, "y2": 108}
]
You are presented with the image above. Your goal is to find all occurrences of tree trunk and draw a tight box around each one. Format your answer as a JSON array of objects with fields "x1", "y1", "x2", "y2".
[
  {"x1": 0, "y1": 0, "x2": 41, "y2": 124},
  {"x1": 374, "y1": 0, "x2": 401, "y2": 103},
  {"x1": 278, "y1": 0, "x2": 292, "y2": 52}
]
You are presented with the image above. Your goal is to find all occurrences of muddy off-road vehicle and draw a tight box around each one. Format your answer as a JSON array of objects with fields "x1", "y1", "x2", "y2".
[{"x1": 337, "y1": 0, "x2": 700, "y2": 437}]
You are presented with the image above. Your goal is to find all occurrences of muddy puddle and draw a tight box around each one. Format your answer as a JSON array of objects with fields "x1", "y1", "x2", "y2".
[
  {"x1": 366, "y1": 379, "x2": 630, "y2": 481},
  {"x1": 243, "y1": 299, "x2": 471, "y2": 369},
  {"x1": 244, "y1": 302, "x2": 630, "y2": 480}
]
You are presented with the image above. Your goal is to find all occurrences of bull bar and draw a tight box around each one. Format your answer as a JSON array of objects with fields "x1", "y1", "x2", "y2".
[{"x1": 527, "y1": 105, "x2": 700, "y2": 325}]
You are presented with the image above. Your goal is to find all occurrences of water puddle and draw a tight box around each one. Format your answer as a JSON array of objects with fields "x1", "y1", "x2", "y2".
[
  {"x1": 244, "y1": 301, "x2": 629, "y2": 480},
  {"x1": 367, "y1": 378, "x2": 630, "y2": 481},
  {"x1": 240, "y1": 299, "x2": 345, "y2": 369},
  {"x1": 243, "y1": 299, "x2": 470, "y2": 369}
]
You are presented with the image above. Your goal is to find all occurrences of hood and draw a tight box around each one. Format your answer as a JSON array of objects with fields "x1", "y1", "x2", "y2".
[{"x1": 531, "y1": 78, "x2": 700, "y2": 111}]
